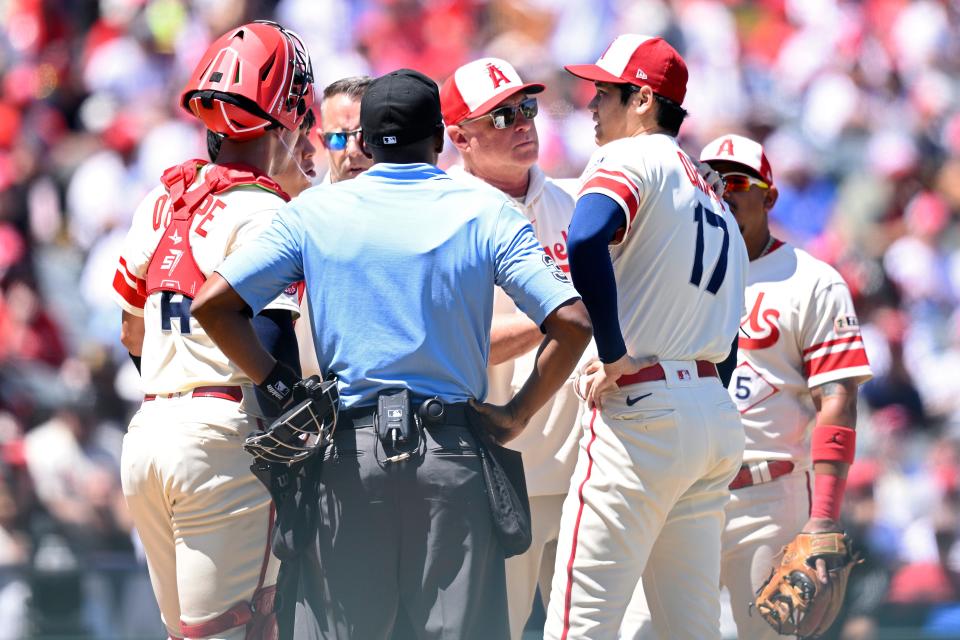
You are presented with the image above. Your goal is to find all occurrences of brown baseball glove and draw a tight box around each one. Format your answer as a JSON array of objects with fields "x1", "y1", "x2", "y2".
[{"x1": 752, "y1": 531, "x2": 860, "y2": 638}]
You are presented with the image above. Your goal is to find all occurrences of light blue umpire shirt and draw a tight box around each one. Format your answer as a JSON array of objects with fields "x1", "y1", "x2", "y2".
[{"x1": 216, "y1": 163, "x2": 579, "y2": 409}]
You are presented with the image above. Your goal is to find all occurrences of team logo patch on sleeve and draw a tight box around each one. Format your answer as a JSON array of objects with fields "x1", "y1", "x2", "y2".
[
  {"x1": 542, "y1": 253, "x2": 570, "y2": 283},
  {"x1": 284, "y1": 283, "x2": 298, "y2": 295},
  {"x1": 834, "y1": 315, "x2": 860, "y2": 333}
]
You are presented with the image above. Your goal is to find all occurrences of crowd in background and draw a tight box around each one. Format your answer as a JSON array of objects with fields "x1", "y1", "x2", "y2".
[{"x1": 1, "y1": 0, "x2": 959, "y2": 637}]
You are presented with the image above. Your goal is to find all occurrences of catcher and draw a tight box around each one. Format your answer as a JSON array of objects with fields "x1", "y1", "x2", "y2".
[
  {"x1": 621, "y1": 133, "x2": 871, "y2": 639},
  {"x1": 113, "y1": 20, "x2": 320, "y2": 639}
]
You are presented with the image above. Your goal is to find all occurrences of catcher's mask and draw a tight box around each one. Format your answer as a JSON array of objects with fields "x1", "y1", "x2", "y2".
[{"x1": 244, "y1": 376, "x2": 339, "y2": 464}]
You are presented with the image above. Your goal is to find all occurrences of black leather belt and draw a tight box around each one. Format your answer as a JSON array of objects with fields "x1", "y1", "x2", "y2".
[{"x1": 338, "y1": 402, "x2": 471, "y2": 429}]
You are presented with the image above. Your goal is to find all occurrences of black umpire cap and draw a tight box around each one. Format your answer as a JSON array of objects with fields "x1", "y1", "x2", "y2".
[{"x1": 360, "y1": 69, "x2": 443, "y2": 148}]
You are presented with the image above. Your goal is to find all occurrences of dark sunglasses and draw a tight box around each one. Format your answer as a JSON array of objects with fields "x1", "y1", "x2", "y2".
[
  {"x1": 462, "y1": 97, "x2": 538, "y2": 129},
  {"x1": 322, "y1": 128, "x2": 362, "y2": 151}
]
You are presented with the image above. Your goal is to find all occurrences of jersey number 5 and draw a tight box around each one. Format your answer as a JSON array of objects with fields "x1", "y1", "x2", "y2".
[{"x1": 689, "y1": 202, "x2": 729, "y2": 295}]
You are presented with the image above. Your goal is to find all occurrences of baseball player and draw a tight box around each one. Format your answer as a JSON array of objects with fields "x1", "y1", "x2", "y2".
[
  {"x1": 544, "y1": 35, "x2": 749, "y2": 639},
  {"x1": 440, "y1": 57, "x2": 589, "y2": 639},
  {"x1": 701, "y1": 134, "x2": 872, "y2": 638},
  {"x1": 620, "y1": 135, "x2": 875, "y2": 638},
  {"x1": 112, "y1": 21, "x2": 315, "y2": 639}
]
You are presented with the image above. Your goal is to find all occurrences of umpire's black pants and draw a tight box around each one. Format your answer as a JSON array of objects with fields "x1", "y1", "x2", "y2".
[{"x1": 291, "y1": 407, "x2": 509, "y2": 640}]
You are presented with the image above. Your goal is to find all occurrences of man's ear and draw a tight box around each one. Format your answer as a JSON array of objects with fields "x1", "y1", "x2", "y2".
[
  {"x1": 764, "y1": 185, "x2": 779, "y2": 212},
  {"x1": 634, "y1": 85, "x2": 654, "y2": 116},
  {"x1": 358, "y1": 132, "x2": 373, "y2": 159},
  {"x1": 446, "y1": 124, "x2": 468, "y2": 152},
  {"x1": 434, "y1": 128, "x2": 445, "y2": 155}
]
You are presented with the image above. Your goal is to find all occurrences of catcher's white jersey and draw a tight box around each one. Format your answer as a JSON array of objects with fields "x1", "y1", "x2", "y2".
[
  {"x1": 447, "y1": 164, "x2": 589, "y2": 497},
  {"x1": 112, "y1": 168, "x2": 299, "y2": 394},
  {"x1": 731, "y1": 241, "x2": 872, "y2": 468},
  {"x1": 579, "y1": 134, "x2": 748, "y2": 362}
]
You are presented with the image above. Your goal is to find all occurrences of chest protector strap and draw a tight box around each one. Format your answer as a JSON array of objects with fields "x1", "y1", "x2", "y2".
[{"x1": 145, "y1": 160, "x2": 290, "y2": 298}]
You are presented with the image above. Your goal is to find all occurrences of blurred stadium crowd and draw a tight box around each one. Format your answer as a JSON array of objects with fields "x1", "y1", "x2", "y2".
[{"x1": 1, "y1": 0, "x2": 960, "y2": 637}]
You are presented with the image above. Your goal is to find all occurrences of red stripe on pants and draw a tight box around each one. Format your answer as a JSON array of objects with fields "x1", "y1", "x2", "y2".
[{"x1": 561, "y1": 408, "x2": 600, "y2": 640}]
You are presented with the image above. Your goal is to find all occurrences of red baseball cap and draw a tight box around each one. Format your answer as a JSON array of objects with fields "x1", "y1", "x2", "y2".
[
  {"x1": 564, "y1": 35, "x2": 688, "y2": 105},
  {"x1": 700, "y1": 133, "x2": 775, "y2": 185},
  {"x1": 441, "y1": 58, "x2": 544, "y2": 126}
]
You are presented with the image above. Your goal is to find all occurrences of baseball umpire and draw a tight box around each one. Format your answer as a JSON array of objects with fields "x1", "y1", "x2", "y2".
[
  {"x1": 191, "y1": 68, "x2": 592, "y2": 640},
  {"x1": 544, "y1": 35, "x2": 749, "y2": 639},
  {"x1": 112, "y1": 20, "x2": 316, "y2": 639},
  {"x1": 440, "y1": 57, "x2": 590, "y2": 639}
]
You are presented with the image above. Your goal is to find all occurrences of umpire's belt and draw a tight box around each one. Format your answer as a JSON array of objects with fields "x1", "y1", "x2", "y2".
[
  {"x1": 338, "y1": 402, "x2": 471, "y2": 429},
  {"x1": 143, "y1": 385, "x2": 243, "y2": 403},
  {"x1": 729, "y1": 460, "x2": 795, "y2": 491},
  {"x1": 616, "y1": 360, "x2": 718, "y2": 388}
]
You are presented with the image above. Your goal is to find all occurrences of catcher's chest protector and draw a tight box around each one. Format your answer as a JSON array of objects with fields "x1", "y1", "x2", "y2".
[{"x1": 145, "y1": 160, "x2": 289, "y2": 297}]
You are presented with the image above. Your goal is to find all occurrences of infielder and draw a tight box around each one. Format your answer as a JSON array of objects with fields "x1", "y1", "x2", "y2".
[
  {"x1": 113, "y1": 21, "x2": 315, "y2": 639},
  {"x1": 700, "y1": 134, "x2": 872, "y2": 638},
  {"x1": 544, "y1": 35, "x2": 749, "y2": 639},
  {"x1": 440, "y1": 57, "x2": 588, "y2": 639}
]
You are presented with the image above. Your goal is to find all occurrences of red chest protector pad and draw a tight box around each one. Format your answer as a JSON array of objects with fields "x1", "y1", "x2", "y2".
[{"x1": 145, "y1": 160, "x2": 290, "y2": 298}]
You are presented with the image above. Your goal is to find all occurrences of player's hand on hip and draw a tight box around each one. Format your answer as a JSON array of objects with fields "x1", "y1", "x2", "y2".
[
  {"x1": 582, "y1": 353, "x2": 658, "y2": 411},
  {"x1": 801, "y1": 517, "x2": 845, "y2": 584},
  {"x1": 469, "y1": 399, "x2": 525, "y2": 445}
]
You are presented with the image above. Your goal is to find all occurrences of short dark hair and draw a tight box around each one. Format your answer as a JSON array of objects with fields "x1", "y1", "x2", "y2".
[
  {"x1": 322, "y1": 76, "x2": 374, "y2": 102},
  {"x1": 653, "y1": 93, "x2": 687, "y2": 136},
  {"x1": 617, "y1": 84, "x2": 688, "y2": 137},
  {"x1": 207, "y1": 130, "x2": 223, "y2": 161}
]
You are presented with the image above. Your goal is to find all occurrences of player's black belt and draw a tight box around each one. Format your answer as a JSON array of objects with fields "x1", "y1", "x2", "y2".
[
  {"x1": 616, "y1": 360, "x2": 718, "y2": 387},
  {"x1": 338, "y1": 401, "x2": 471, "y2": 429},
  {"x1": 729, "y1": 460, "x2": 795, "y2": 491}
]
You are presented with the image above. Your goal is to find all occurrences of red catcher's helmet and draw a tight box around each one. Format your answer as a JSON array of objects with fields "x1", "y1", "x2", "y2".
[{"x1": 181, "y1": 20, "x2": 314, "y2": 141}]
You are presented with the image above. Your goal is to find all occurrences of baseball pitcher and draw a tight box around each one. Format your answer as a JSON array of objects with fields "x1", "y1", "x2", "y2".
[{"x1": 544, "y1": 35, "x2": 749, "y2": 640}]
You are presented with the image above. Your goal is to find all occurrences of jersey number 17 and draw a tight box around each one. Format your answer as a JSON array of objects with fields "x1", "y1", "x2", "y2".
[{"x1": 689, "y1": 202, "x2": 729, "y2": 295}]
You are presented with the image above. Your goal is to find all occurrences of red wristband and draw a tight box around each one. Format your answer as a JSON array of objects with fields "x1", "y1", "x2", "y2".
[
  {"x1": 811, "y1": 473, "x2": 847, "y2": 520},
  {"x1": 811, "y1": 425, "x2": 856, "y2": 464}
]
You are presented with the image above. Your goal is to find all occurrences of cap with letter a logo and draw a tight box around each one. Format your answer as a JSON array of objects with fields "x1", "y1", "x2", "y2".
[
  {"x1": 564, "y1": 34, "x2": 688, "y2": 105},
  {"x1": 699, "y1": 133, "x2": 774, "y2": 185},
  {"x1": 440, "y1": 57, "x2": 545, "y2": 125}
]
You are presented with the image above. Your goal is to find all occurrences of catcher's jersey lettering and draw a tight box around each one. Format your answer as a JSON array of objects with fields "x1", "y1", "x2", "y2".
[
  {"x1": 160, "y1": 292, "x2": 192, "y2": 333},
  {"x1": 578, "y1": 134, "x2": 747, "y2": 362},
  {"x1": 152, "y1": 194, "x2": 170, "y2": 231},
  {"x1": 731, "y1": 242, "x2": 871, "y2": 466},
  {"x1": 112, "y1": 167, "x2": 300, "y2": 394}
]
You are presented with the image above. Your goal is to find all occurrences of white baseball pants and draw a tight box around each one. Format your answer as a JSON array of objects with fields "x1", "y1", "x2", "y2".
[
  {"x1": 121, "y1": 396, "x2": 279, "y2": 640},
  {"x1": 620, "y1": 470, "x2": 813, "y2": 639},
  {"x1": 544, "y1": 361, "x2": 744, "y2": 640}
]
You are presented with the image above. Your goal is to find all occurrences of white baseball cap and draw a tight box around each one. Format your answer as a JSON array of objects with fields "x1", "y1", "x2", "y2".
[
  {"x1": 699, "y1": 134, "x2": 774, "y2": 184},
  {"x1": 440, "y1": 58, "x2": 544, "y2": 125},
  {"x1": 564, "y1": 35, "x2": 688, "y2": 105}
]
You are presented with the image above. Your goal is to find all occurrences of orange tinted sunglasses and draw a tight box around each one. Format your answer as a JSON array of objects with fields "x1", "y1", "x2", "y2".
[{"x1": 722, "y1": 172, "x2": 770, "y2": 194}]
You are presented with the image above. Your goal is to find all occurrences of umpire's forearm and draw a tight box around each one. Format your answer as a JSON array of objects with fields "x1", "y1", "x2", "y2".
[
  {"x1": 193, "y1": 273, "x2": 276, "y2": 384},
  {"x1": 508, "y1": 299, "x2": 591, "y2": 423}
]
